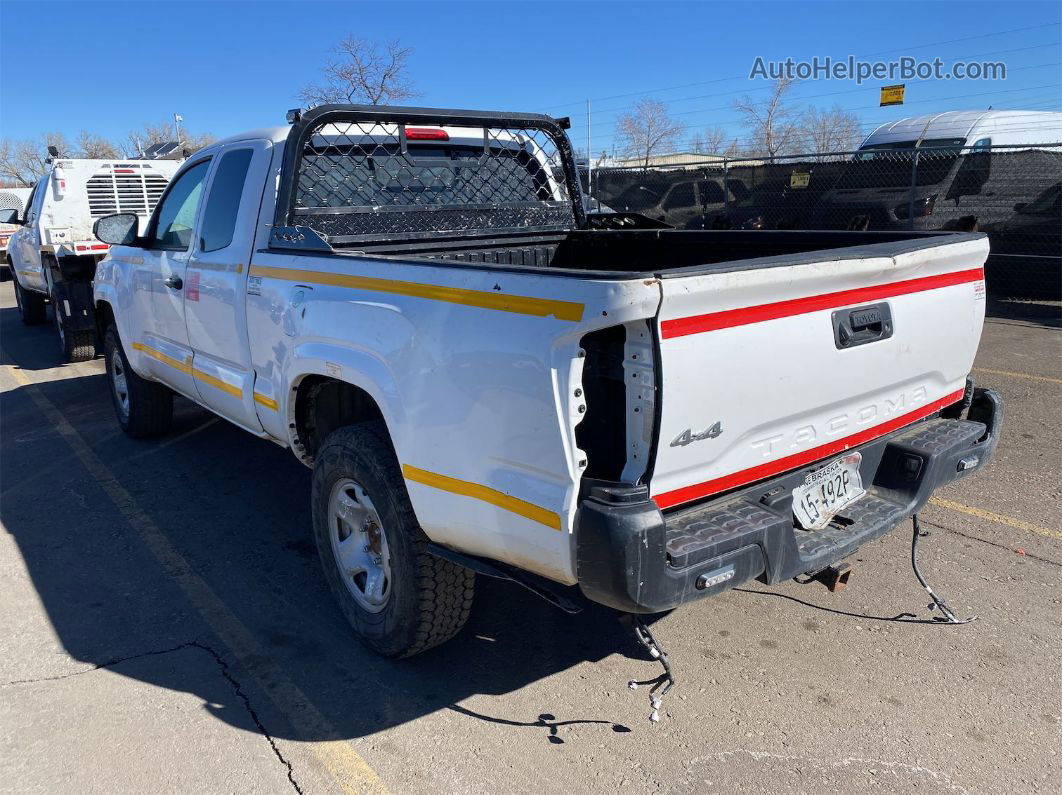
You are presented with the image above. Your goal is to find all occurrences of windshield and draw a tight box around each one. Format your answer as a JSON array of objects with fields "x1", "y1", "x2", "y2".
[{"x1": 837, "y1": 138, "x2": 967, "y2": 189}]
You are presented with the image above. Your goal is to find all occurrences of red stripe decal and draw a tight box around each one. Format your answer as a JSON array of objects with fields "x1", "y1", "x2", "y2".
[
  {"x1": 661, "y1": 267, "x2": 984, "y2": 339},
  {"x1": 653, "y1": 387, "x2": 965, "y2": 510}
]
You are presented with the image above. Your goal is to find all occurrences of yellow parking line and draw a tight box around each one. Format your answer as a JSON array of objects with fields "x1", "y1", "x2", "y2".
[
  {"x1": 973, "y1": 367, "x2": 1062, "y2": 386},
  {"x1": 929, "y1": 496, "x2": 1062, "y2": 540},
  {"x1": 2, "y1": 356, "x2": 388, "y2": 795}
]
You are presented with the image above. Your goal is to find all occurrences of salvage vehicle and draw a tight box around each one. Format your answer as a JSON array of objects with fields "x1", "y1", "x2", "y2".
[
  {"x1": 92, "y1": 106, "x2": 1002, "y2": 697},
  {"x1": 2, "y1": 154, "x2": 180, "y2": 361},
  {"x1": 0, "y1": 187, "x2": 31, "y2": 280}
]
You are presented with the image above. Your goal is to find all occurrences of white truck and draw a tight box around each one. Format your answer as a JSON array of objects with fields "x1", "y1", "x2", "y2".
[
  {"x1": 91, "y1": 105, "x2": 1002, "y2": 671},
  {"x1": 2, "y1": 155, "x2": 180, "y2": 361}
]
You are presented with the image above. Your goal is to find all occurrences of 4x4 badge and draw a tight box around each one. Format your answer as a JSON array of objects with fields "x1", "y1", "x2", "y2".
[{"x1": 670, "y1": 421, "x2": 723, "y2": 447}]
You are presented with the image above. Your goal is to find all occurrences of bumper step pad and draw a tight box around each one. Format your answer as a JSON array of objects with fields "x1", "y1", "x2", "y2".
[{"x1": 663, "y1": 418, "x2": 989, "y2": 576}]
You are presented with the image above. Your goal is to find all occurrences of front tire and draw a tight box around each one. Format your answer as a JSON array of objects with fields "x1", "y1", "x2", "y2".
[
  {"x1": 104, "y1": 325, "x2": 173, "y2": 438},
  {"x1": 14, "y1": 278, "x2": 47, "y2": 325},
  {"x1": 312, "y1": 422, "x2": 475, "y2": 657}
]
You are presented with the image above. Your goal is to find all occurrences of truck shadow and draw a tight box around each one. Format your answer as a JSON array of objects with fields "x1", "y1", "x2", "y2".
[{"x1": 1, "y1": 311, "x2": 639, "y2": 744}]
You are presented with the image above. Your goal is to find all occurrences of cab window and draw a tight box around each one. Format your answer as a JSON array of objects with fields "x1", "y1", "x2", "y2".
[{"x1": 149, "y1": 160, "x2": 210, "y2": 250}]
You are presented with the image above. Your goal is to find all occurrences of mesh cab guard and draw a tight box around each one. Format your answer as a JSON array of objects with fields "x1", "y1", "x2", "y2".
[{"x1": 271, "y1": 104, "x2": 586, "y2": 250}]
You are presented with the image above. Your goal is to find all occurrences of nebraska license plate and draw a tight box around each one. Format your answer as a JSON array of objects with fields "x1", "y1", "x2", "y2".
[{"x1": 792, "y1": 452, "x2": 865, "y2": 530}]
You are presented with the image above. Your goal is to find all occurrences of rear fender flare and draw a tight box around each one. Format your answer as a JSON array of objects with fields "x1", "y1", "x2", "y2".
[{"x1": 284, "y1": 343, "x2": 406, "y2": 462}]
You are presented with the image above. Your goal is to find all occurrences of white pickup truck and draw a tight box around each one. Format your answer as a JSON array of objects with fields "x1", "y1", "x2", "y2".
[
  {"x1": 3, "y1": 156, "x2": 180, "y2": 361},
  {"x1": 92, "y1": 105, "x2": 1002, "y2": 662}
]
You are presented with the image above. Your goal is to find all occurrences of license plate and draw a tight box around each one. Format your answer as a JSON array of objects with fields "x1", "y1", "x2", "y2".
[{"x1": 792, "y1": 452, "x2": 865, "y2": 530}]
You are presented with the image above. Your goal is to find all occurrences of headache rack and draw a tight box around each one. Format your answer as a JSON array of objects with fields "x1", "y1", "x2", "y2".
[
  {"x1": 86, "y1": 163, "x2": 170, "y2": 218},
  {"x1": 270, "y1": 105, "x2": 586, "y2": 251}
]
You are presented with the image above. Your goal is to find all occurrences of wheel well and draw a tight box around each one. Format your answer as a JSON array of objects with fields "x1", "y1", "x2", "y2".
[
  {"x1": 95, "y1": 300, "x2": 115, "y2": 340},
  {"x1": 293, "y1": 376, "x2": 386, "y2": 463}
]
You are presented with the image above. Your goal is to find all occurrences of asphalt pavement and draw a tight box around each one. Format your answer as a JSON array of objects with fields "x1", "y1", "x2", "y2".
[{"x1": 1, "y1": 282, "x2": 1059, "y2": 794}]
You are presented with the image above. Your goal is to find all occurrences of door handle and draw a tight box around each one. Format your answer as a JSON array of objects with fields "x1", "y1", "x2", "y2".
[{"x1": 164, "y1": 275, "x2": 183, "y2": 290}]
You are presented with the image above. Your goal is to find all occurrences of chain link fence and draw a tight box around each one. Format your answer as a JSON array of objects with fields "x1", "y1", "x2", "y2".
[{"x1": 584, "y1": 142, "x2": 1062, "y2": 299}]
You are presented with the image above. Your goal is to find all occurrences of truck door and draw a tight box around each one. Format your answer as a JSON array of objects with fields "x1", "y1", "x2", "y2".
[
  {"x1": 12, "y1": 179, "x2": 47, "y2": 292},
  {"x1": 184, "y1": 141, "x2": 270, "y2": 432},
  {"x1": 137, "y1": 158, "x2": 211, "y2": 396}
]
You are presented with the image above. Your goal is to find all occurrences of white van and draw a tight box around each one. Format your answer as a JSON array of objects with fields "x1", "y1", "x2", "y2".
[
  {"x1": 813, "y1": 110, "x2": 1062, "y2": 232},
  {"x1": 4, "y1": 157, "x2": 181, "y2": 361},
  {"x1": 859, "y1": 110, "x2": 1062, "y2": 152}
]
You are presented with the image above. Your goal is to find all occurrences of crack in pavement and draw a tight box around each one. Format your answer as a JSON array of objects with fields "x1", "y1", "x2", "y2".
[{"x1": 2, "y1": 640, "x2": 303, "y2": 794}]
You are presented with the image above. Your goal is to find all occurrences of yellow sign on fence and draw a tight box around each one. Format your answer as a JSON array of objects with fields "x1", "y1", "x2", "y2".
[
  {"x1": 790, "y1": 172, "x2": 810, "y2": 189},
  {"x1": 880, "y1": 84, "x2": 905, "y2": 106}
]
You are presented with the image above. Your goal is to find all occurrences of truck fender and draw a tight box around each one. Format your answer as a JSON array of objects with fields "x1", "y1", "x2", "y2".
[
  {"x1": 284, "y1": 341, "x2": 407, "y2": 461},
  {"x1": 93, "y1": 281, "x2": 147, "y2": 377}
]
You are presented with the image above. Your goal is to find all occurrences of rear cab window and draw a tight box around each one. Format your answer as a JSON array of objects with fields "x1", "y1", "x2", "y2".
[{"x1": 199, "y1": 149, "x2": 254, "y2": 252}]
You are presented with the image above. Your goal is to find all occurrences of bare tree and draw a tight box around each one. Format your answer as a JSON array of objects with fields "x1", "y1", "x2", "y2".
[
  {"x1": 0, "y1": 132, "x2": 71, "y2": 185},
  {"x1": 798, "y1": 105, "x2": 863, "y2": 155},
  {"x1": 0, "y1": 121, "x2": 216, "y2": 185},
  {"x1": 616, "y1": 98, "x2": 686, "y2": 167},
  {"x1": 121, "y1": 121, "x2": 215, "y2": 158},
  {"x1": 733, "y1": 78, "x2": 800, "y2": 159},
  {"x1": 689, "y1": 126, "x2": 743, "y2": 158},
  {"x1": 76, "y1": 130, "x2": 122, "y2": 159},
  {"x1": 688, "y1": 126, "x2": 729, "y2": 154},
  {"x1": 298, "y1": 37, "x2": 418, "y2": 106}
]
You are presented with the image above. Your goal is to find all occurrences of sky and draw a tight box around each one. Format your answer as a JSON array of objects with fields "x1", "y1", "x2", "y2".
[{"x1": 1, "y1": 0, "x2": 1060, "y2": 155}]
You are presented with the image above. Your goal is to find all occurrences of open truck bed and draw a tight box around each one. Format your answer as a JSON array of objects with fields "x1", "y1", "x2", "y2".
[{"x1": 357, "y1": 227, "x2": 980, "y2": 277}]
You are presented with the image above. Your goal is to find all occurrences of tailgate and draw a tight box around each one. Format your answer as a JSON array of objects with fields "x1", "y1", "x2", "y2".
[{"x1": 650, "y1": 234, "x2": 988, "y2": 509}]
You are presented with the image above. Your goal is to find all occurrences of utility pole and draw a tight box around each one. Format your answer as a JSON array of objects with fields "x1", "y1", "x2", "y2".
[
  {"x1": 586, "y1": 99, "x2": 593, "y2": 209},
  {"x1": 173, "y1": 113, "x2": 184, "y2": 144}
]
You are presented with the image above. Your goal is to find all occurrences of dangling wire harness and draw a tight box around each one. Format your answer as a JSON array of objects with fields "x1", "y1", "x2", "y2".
[
  {"x1": 911, "y1": 513, "x2": 976, "y2": 625},
  {"x1": 625, "y1": 615, "x2": 676, "y2": 723}
]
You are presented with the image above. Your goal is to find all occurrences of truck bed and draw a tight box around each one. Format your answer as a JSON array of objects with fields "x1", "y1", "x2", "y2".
[{"x1": 353, "y1": 228, "x2": 981, "y2": 277}]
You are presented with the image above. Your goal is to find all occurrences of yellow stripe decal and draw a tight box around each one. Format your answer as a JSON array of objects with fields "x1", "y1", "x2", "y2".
[
  {"x1": 132, "y1": 342, "x2": 192, "y2": 374},
  {"x1": 402, "y1": 464, "x2": 561, "y2": 531},
  {"x1": 132, "y1": 342, "x2": 243, "y2": 399},
  {"x1": 254, "y1": 393, "x2": 279, "y2": 411},
  {"x1": 191, "y1": 368, "x2": 242, "y2": 398},
  {"x1": 249, "y1": 264, "x2": 584, "y2": 322}
]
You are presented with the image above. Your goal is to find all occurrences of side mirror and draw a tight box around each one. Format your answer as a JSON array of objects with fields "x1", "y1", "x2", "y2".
[
  {"x1": 0, "y1": 208, "x2": 20, "y2": 225},
  {"x1": 94, "y1": 213, "x2": 139, "y2": 246}
]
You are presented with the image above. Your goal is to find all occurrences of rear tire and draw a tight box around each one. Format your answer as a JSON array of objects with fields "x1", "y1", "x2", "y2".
[
  {"x1": 311, "y1": 422, "x2": 475, "y2": 657},
  {"x1": 14, "y1": 278, "x2": 47, "y2": 325},
  {"x1": 52, "y1": 292, "x2": 96, "y2": 363},
  {"x1": 104, "y1": 324, "x2": 173, "y2": 438}
]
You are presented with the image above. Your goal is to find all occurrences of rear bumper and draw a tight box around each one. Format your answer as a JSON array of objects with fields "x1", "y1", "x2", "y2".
[{"x1": 575, "y1": 386, "x2": 1003, "y2": 613}]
